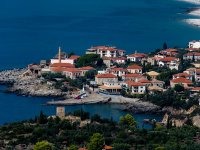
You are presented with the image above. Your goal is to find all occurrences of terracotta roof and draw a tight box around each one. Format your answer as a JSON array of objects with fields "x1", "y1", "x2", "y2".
[
  {"x1": 173, "y1": 73, "x2": 192, "y2": 78},
  {"x1": 127, "y1": 64, "x2": 142, "y2": 69},
  {"x1": 122, "y1": 73, "x2": 142, "y2": 78},
  {"x1": 63, "y1": 68, "x2": 82, "y2": 73},
  {"x1": 139, "y1": 78, "x2": 151, "y2": 83},
  {"x1": 104, "y1": 145, "x2": 114, "y2": 150},
  {"x1": 160, "y1": 57, "x2": 177, "y2": 62},
  {"x1": 50, "y1": 63, "x2": 75, "y2": 68},
  {"x1": 50, "y1": 67, "x2": 64, "y2": 72},
  {"x1": 79, "y1": 66, "x2": 94, "y2": 70},
  {"x1": 78, "y1": 148, "x2": 87, "y2": 150},
  {"x1": 96, "y1": 73, "x2": 117, "y2": 78},
  {"x1": 112, "y1": 57, "x2": 126, "y2": 60},
  {"x1": 111, "y1": 68, "x2": 127, "y2": 72},
  {"x1": 171, "y1": 77, "x2": 192, "y2": 84},
  {"x1": 164, "y1": 48, "x2": 178, "y2": 52},
  {"x1": 184, "y1": 52, "x2": 200, "y2": 57},
  {"x1": 69, "y1": 55, "x2": 80, "y2": 60},
  {"x1": 118, "y1": 49, "x2": 125, "y2": 52},
  {"x1": 191, "y1": 87, "x2": 200, "y2": 91},
  {"x1": 128, "y1": 53, "x2": 147, "y2": 58},
  {"x1": 125, "y1": 81, "x2": 144, "y2": 87},
  {"x1": 186, "y1": 48, "x2": 200, "y2": 51}
]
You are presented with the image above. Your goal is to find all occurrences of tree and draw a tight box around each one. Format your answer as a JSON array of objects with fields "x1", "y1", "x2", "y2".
[
  {"x1": 87, "y1": 133, "x2": 105, "y2": 150},
  {"x1": 34, "y1": 141, "x2": 53, "y2": 150},
  {"x1": 38, "y1": 111, "x2": 48, "y2": 124},
  {"x1": 119, "y1": 114, "x2": 137, "y2": 128},
  {"x1": 174, "y1": 84, "x2": 184, "y2": 93},
  {"x1": 68, "y1": 145, "x2": 78, "y2": 150},
  {"x1": 163, "y1": 42, "x2": 168, "y2": 50}
]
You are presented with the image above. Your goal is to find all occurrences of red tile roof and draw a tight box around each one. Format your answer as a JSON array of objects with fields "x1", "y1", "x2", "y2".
[
  {"x1": 69, "y1": 55, "x2": 80, "y2": 60},
  {"x1": 160, "y1": 57, "x2": 177, "y2": 62},
  {"x1": 171, "y1": 77, "x2": 192, "y2": 84},
  {"x1": 173, "y1": 73, "x2": 192, "y2": 78},
  {"x1": 122, "y1": 73, "x2": 142, "y2": 78},
  {"x1": 128, "y1": 53, "x2": 147, "y2": 58},
  {"x1": 79, "y1": 66, "x2": 94, "y2": 70},
  {"x1": 63, "y1": 68, "x2": 82, "y2": 73},
  {"x1": 104, "y1": 145, "x2": 113, "y2": 150},
  {"x1": 191, "y1": 87, "x2": 200, "y2": 91},
  {"x1": 127, "y1": 64, "x2": 142, "y2": 69},
  {"x1": 96, "y1": 73, "x2": 117, "y2": 78},
  {"x1": 184, "y1": 52, "x2": 200, "y2": 57},
  {"x1": 50, "y1": 63, "x2": 75, "y2": 68},
  {"x1": 139, "y1": 78, "x2": 151, "y2": 83},
  {"x1": 111, "y1": 68, "x2": 127, "y2": 72},
  {"x1": 125, "y1": 81, "x2": 144, "y2": 87}
]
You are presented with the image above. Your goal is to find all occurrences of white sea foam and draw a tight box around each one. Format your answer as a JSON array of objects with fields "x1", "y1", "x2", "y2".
[
  {"x1": 179, "y1": 0, "x2": 200, "y2": 5},
  {"x1": 185, "y1": 18, "x2": 200, "y2": 26}
]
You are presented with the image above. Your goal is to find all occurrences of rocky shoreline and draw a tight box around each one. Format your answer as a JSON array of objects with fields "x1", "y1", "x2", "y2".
[
  {"x1": 0, "y1": 69, "x2": 163, "y2": 114},
  {"x1": 0, "y1": 69, "x2": 65, "y2": 97}
]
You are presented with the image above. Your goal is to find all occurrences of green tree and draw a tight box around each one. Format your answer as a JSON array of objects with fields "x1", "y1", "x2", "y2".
[
  {"x1": 163, "y1": 42, "x2": 167, "y2": 50},
  {"x1": 87, "y1": 133, "x2": 105, "y2": 150},
  {"x1": 34, "y1": 141, "x2": 52, "y2": 150},
  {"x1": 119, "y1": 114, "x2": 137, "y2": 128},
  {"x1": 38, "y1": 111, "x2": 48, "y2": 124},
  {"x1": 68, "y1": 144, "x2": 78, "y2": 150},
  {"x1": 174, "y1": 84, "x2": 184, "y2": 93}
]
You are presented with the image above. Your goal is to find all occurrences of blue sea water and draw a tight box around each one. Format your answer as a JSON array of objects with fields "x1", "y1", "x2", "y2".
[{"x1": 0, "y1": 0, "x2": 198, "y2": 125}]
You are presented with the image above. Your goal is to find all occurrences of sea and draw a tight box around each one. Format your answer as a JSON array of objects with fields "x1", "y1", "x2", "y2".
[{"x1": 0, "y1": 0, "x2": 199, "y2": 126}]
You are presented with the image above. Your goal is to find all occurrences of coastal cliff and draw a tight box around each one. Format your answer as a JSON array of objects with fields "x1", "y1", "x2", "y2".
[{"x1": 0, "y1": 69, "x2": 64, "y2": 97}]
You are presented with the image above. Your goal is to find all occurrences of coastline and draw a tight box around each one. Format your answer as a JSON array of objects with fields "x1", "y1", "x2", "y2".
[{"x1": 0, "y1": 69, "x2": 65, "y2": 98}]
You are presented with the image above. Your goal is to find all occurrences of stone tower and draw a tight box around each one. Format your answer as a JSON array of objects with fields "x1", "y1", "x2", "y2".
[{"x1": 56, "y1": 106, "x2": 65, "y2": 119}]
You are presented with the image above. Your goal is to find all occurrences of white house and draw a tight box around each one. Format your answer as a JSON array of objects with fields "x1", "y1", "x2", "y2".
[
  {"x1": 189, "y1": 40, "x2": 200, "y2": 49},
  {"x1": 127, "y1": 53, "x2": 147, "y2": 62},
  {"x1": 183, "y1": 52, "x2": 200, "y2": 62},
  {"x1": 127, "y1": 64, "x2": 143, "y2": 74},
  {"x1": 124, "y1": 81, "x2": 146, "y2": 94}
]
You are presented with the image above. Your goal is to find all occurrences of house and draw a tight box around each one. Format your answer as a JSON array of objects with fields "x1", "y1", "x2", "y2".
[
  {"x1": 173, "y1": 73, "x2": 193, "y2": 80},
  {"x1": 122, "y1": 73, "x2": 142, "y2": 81},
  {"x1": 102, "y1": 57, "x2": 112, "y2": 68},
  {"x1": 79, "y1": 66, "x2": 95, "y2": 76},
  {"x1": 151, "y1": 79, "x2": 164, "y2": 88},
  {"x1": 158, "y1": 48, "x2": 178, "y2": 57},
  {"x1": 127, "y1": 53, "x2": 147, "y2": 62},
  {"x1": 146, "y1": 71, "x2": 160, "y2": 79},
  {"x1": 67, "y1": 55, "x2": 80, "y2": 64},
  {"x1": 127, "y1": 64, "x2": 142, "y2": 74},
  {"x1": 138, "y1": 78, "x2": 152, "y2": 87},
  {"x1": 195, "y1": 69, "x2": 200, "y2": 82},
  {"x1": 189, "y1": 40, "x2": 200, "y2": 49},
  {"x1": 158, "y1": 57, "x2": 179, "y2": 70},
  {"x1": 124, "y1": 81, "x2": 146, "y2": 94},
  {"x1": 112, "y1": 57, "x2": 126, "y2": 64},
  {"x1": 95, "y1": 74, "x2": 118, "y2": 85},
  {"x1": 98, "y1": 82, "x2": 122, "y2": 95},
  {"x1": 190, "y1": 87, "x2": 200, "y2": 95},
  {"x1": 63, "y1": 68, "x2": 82, "y2": 79},
  {"x1": 50, "y1": 47, "x2": 68, "y2": 64},
  {"x1": 184, "y1": 68, "x2": 196, "y2": 76},
  {"x1": 170, "y1": 77, "x2": 193, "y2": 88},
  {"x1": 86, "y1": 46, "x2": 126, "y2": 58},
  {"x1": 183, "y1": 52, "x2": 200, "y2": 62},
  {"x1": 110, "y1": 68, "x2": 127, "y2": 77}
]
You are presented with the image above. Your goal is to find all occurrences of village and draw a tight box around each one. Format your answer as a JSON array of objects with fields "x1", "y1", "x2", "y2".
[{"x1": 25, "y1": 40, "x2": 200, "y2": 100}]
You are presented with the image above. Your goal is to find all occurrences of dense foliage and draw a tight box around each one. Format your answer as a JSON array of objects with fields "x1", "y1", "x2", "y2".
[{"x1": 1, "y1": 111, "x2": 200, "y2": 149}]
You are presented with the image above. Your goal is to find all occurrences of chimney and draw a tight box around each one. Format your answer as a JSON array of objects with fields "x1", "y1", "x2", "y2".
[{"x1": 58, "y1": 47, "x2": 61, "y2": 63}]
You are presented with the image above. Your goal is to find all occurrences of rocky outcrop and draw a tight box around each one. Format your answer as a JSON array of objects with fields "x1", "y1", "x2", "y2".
[
  {"x1": 0, "y1": 69, "x2": 64, "y2": 97},
  {"x1": 123, "y1": 101, "x2": 161, "y2": 114}
]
